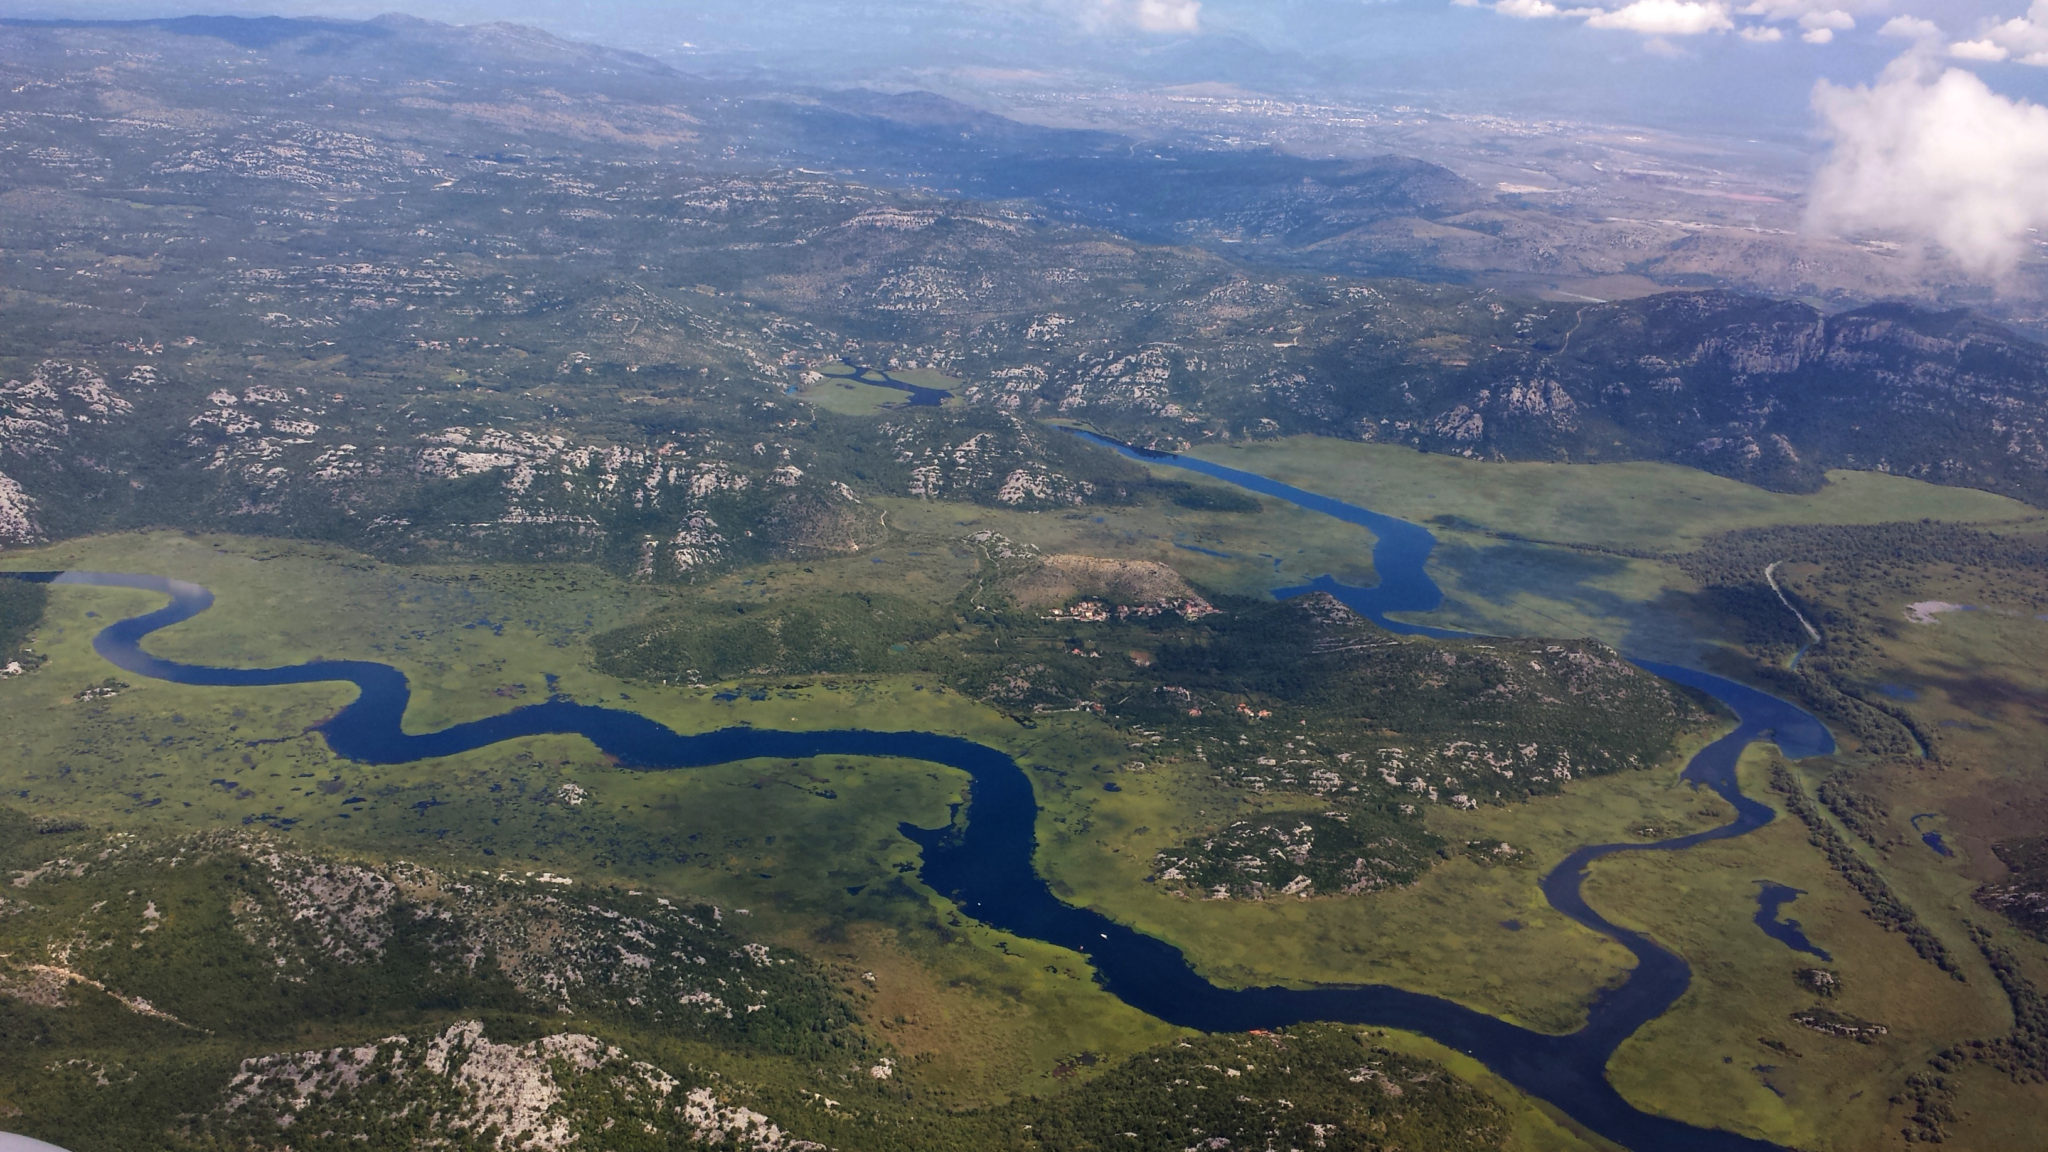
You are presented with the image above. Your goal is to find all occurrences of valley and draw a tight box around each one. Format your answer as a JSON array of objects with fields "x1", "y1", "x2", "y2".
[
  {"x1": 6, "y1": 432, "x2": 2046, "y2": 1149},
  {"x1": 1, "y1": 12, "x2": 2047, "y2": 1152}
]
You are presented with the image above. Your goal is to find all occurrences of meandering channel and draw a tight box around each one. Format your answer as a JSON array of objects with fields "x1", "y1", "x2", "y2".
[{"x1": 6, "y1": 445, "x2": 1834, "y2": 1152}]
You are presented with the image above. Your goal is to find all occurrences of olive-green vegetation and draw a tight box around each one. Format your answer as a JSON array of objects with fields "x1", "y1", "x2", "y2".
[
  {"x1": 595, "y1": 536, "x2": 1702, "y2": 902},
  {"x1": 1152, "y1": 808, "x2": 1442, "y2": 901},
  {"x1": 798, "y1": 360, "x2": 958, "y2": 415},
  {"x1": 1605, "y1": 516, "x2": 2048, "y2": 1148},
  {"x1": 0, "y1": 822, "x2": 864, "y2": 1053},
  {"x1": 0, "y1": 533, "x2": 1606, "y2": 1151},
  {"x1": 1770, "y1": 762, "x2": 1963, "y2": 978},
  {"x1": 1185, "y1": 439, "x2": 2039, "y2": 556},
  {"x1": 1816, "y1": 769, "x2": 1896, "y2": 850},
  {"x1": 1, "y1": 15, "x2": 2044, "y2": 1152},
  {"x1": 0, "y1": 533, "x2": 1178, "y2": 1098},
  {"x1": 991, "y1": 1025, "x2": 1508, "y2": 1152},
  {"x1": 0, "y1": 575, "x2": 45, "y2": 663},
  {"x1": 1789, "y1": 1007, "x2": 1891, "y2": 1043},
  {"x1": 5, "y1": 427, "x2": 2045, "y2": 1152},
  {"x1": 1979, "y1": 836, "x2": 2048, "y2": 943},
  {"x1": 1047, "y1": 719, "x2": 1762, "y2": 1043},
  {"x1": 6, "y1": 489, "x2": 2042, "y2": 1152},
  {"x1": 1962, "y1": 930, "x2": 2048, "y2": 1085},
  {"x1": 594, "y1": 590, "x2": 950, "y2": 682},
  {"x1": 0, "y1": 815, "x2": 1525, "y2": 1152},
  {"x1": 1130, "y1": 437, "x2": 2042, "y2": 665},
  {"x1": 1579, "y1": 746, "x2": 2004, "y2": 1151},
  {"x1": 0, "y1": 813, "x2": 867, "y2": 1151},
  {"x1": 1677, "y1": 520, "x2": 2048, "y2": 764},
  {"x1": 873, "y1": 490, "x2": 1377, "y2": 606},
  {"x1": 1897, "y1": 926, "x2": 2048, "y2": 1144},
  {"x1": 1068, "y1": 594, "x2": 1694, "y2": 897}
]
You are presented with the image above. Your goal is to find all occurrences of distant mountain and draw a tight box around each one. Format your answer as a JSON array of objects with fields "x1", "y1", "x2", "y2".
[
  {"x1": 0, "y1": 13, "x2": 689, "y2": 98},
  {"x1": 739, "y1": 86, "x2": 1489, "y2": 277},
  {"x1": 0, "y1": 10, "x2": 2044, "y2": 578}
]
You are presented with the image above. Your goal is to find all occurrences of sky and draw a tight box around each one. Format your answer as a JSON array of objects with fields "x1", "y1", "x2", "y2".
[
  {"x1": 16, "y1": 1, "x2": 2048, "y2": 121},
  {"x1": 11, "y1": 0, "x2": 2048, "y2": 274}
]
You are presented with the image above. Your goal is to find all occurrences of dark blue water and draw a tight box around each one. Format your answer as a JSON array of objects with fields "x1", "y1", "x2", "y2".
[
  {"x1": 1753, "y1": 883, "x2": 1832, "y2": 960},
  {"x1": 7, "y1": 439, "x2": 1840, "y2": 1152},
  {"x1": 832, "y1": 359, "x2": 952, "y2": 406},
  {"x1": 1070, "y1": 431, "x2": 1468, "y2": 638},
  {"x1": 1911, "y1": 814, "x2": 1953, "y2": 857}
]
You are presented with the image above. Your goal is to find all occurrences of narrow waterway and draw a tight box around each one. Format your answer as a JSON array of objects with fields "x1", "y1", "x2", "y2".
[{"x1": 6, "y1": 441, "x2": 1835, "y2": 1150}]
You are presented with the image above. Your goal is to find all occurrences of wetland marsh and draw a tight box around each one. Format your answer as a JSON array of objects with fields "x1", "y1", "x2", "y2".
[
  {"x1": 5, "y1": 447, "x2": 1837, "y2": 1151},
  {"x1": 6, "y1": 437, "x2": 2047, "y2": 1151}
]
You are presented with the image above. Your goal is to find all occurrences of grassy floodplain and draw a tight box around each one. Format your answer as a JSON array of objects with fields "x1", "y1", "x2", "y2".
[
  {"x1": 1037, "y1": 721, "x2": 1743, "y2": 1033},
  {"x1": 0, "y1": 531, "x2": 1189, "y2": 1105},
  {"x1": 0, "y1": 524, "x2": 1653, "y2": 1150},
  {"x1": 0, "y1": 527, "x2": 1638, "y2": 1148},
  {"x1": 796, "y1": 361, "x2": 963, "y2": 415},
  {"x1": 874, "y1": 490, "x2": 1380, "y2": 600},
  {"x1": 1026, "y1": 434, "x2": 2048, "y2": 1146},
  {"x1": 1168, "y1": 437, "x2": 2039, "y2": 657},
  {"x1": 1186, "y1": 437, "x2": 2040, "y2": 553},
  {"x1": 1754, "y1": 539, "x2": 2048, "y2": 1146},
  {"x1": 8, "y1": 423, "x2": 2048, "y2": 1149},
  {"x1": 1593, "y1": 746, "x2": 2008, "y2": 1149}
]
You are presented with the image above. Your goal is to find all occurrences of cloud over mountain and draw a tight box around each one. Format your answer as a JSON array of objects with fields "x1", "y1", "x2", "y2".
[
  {"x1": 1081, "y1": 0, "x2": 1202, "y2": 33},
  {"x1": 1810, "y1": 52, "x2": 2048, "y2": 276}
]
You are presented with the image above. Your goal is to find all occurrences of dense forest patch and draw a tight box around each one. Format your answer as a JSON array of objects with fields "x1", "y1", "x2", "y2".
[
  {"x1": 0, "y1": 576, "x2": 46, "y2": 668},
  {"x1": 1979, "y1": 835, "x2": 2048, "y2": 944}
]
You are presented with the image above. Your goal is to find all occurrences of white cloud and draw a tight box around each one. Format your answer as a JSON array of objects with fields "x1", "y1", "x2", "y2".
[
  {"x1": 1483, "y1": 0, "x2": 1740, "y2": 34},
  {"x1": 1584, "y1": 0, "x2": 1735, "y2": 34},
  {"x1": 1493, "y1": 0, "x2": 1572, "y2": 16},
  {"x1": 1739, "y1": 0, "x2": 1865, "y2": 16},
  {"x1": 1881, "y1": 15, "x2": 1944, "y2": 40},
  {"x1": 1951, "y1": 37, "x2": 2011, "y2": 59},
  {"x1": 1079, "y1": 0, "x2": 1201, "y2": 33},
  {"x1": 1465, "y1": 0, "x2": 2048, "y2": 55},
  {"x1": 1467, "y1": 0, "x2": 2048, "y2": 49},
  {"x1": 1129, "y1": 0, "x2": 1201, "y2": 32},
  {"x1": 1799, "y1": 9, "x2": 1856, "y2": 32},
  {"x1": 1811, "y1": 53, "x2": 2048, "y2": 276},
  {"x1": 1975, "y1": 2, "x2": 2048, "y2": 65}
]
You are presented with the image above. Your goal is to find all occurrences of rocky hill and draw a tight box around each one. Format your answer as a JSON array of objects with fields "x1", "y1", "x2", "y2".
[
  {"x1": 0, "y1": 811, "x2": 1509, "y2": 1152},
  {"x1": 1, "y1": 15, "x2": 2046, "y2": 583}
]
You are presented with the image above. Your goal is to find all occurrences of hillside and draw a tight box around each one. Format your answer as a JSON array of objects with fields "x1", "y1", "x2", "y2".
[{"x1": 0, "y1": 15, "x2": 2045, "y2": 588}]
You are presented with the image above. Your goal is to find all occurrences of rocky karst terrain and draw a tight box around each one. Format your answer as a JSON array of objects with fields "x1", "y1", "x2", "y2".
[{"x1": 2, "y1": 15, "x2": 2047, "y2": 581}]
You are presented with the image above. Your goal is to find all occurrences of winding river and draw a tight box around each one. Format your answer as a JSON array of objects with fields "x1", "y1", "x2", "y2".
[{"x1": 4, "y1": 441, "x2": 1834, "y2": 1152}]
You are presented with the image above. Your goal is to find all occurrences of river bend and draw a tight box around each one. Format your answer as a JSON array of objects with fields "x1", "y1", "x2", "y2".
[{"x1": 6, "y1": 445, "x2": 1833, "y2": 1151}]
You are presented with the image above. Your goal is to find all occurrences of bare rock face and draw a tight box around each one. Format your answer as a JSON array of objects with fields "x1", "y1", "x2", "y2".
[
  {"x1": 222, "y1": 1020, "x2": 822, "y2": 1151},
  {"x1": 0, "y1": 473, "x2": 37, "y2": 545}
]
